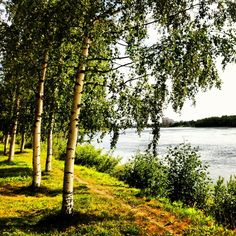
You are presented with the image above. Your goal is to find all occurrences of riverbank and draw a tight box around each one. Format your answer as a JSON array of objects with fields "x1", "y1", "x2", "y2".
[
  {"x1": 0, "y1": 144, "x2": 235, "y2": 235},
  {"x1": 93, "y1": 127, "x2": 236, "y2": 181}
]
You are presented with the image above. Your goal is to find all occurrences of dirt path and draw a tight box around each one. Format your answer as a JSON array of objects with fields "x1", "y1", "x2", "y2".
[
  {"x1": 74, "y1": 172, "x2": 189, "y2": 235},
  {"x1": 74, "y1": 175, "x2": 115, "y2": 200}
]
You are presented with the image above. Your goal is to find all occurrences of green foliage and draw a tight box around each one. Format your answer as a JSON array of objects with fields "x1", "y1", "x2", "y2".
[
  {"x1": 24, "y1": 142, "x2": 32, "y2": 149},
  {"x1": 111, "y1": 164, "x2": 126, "y2": 180},
  {"x1": 211, "y1": 176, "x2": 236, "y2": 228},
  {"x1": 15, "y1": 134, "x2": 21, "y2": 145},
  {"x1": 74, "y1": 144, "x2": 120, "y2": 174},
  {"x1": 52, "y1": 137, "x2": 67, "y2": 159},
  {"x1": 122, "y1": 144, "x2": 236, "y2": 229},
  {"x1": 123, "y1": 153, "x2": 169, "y2": 197},
  {"x1": 58, "y1": 143, "x2": 120, "y2": 174},
  {"x1": 123, "y1": 144, "x2": 211, "y2": 207},
  {"x1": 166, "y1": 144, "x2": 211, "y2": 208}
]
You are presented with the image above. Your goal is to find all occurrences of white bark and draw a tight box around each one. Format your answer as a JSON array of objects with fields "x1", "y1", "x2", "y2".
[
  {"x1": 32, "y1": 50, "x2": 49, "y2": 188},
  {"x1": 62, "y1": 37, "x2": 91, "y2": 215}
]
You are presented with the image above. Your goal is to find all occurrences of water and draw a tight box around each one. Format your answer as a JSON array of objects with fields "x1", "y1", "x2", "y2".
[{"x1": 93, "y1": 127, "x2": 236, "y2": 181}]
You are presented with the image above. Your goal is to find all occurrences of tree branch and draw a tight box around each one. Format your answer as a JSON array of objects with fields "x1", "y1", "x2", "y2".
[
  {"x1": 87, "y1": 56, "x2": 129, "y2": 61},
  {"x1": 87, "y1": 62, "x2": 134, "y2": 73},
  {"x1": 144, "y1": 3, "x2": 201, "y2": 26},
  {"x1": 120, "y1": 73, "x2": 152, "y2": 86}
]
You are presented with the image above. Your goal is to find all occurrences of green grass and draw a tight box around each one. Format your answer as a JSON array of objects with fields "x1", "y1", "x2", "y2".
[{"x1": 0, "y1": 143, "x2": 235, "y2": 235}]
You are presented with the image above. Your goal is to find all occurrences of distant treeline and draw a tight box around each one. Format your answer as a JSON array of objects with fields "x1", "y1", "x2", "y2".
[{"x1": 171, "y1": 115, "x2": 236, "y2": 127}]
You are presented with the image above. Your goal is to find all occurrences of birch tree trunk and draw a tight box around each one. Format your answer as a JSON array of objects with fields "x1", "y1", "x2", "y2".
[
  {"x1": 8, "y1": 97, "x2": 20, "y2": 162},
  {"x1": 61, "y1": 37, "x2": 91, "y2": 215},
  {"x1": 32, "y1": 50, "x2": 49, "y2": 188},
  {"x1": 20, "y1": 131, "x2": 26, "y2": 153},
  {"x1": 45, "y1": 114, "x2": 54, "y2": 172},
  {"x1": 4, "y1": 133, "x2": 10, "y2": 156}
]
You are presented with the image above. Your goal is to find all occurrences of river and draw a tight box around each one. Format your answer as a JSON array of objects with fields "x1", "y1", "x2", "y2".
[{"x1": 93, "y1": 127, "x2": 236, "y2": 181}]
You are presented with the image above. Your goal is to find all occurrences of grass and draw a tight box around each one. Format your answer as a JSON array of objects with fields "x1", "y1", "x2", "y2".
[{"x1": 0, "y1": 143, "x2": 235, "y2": 235}]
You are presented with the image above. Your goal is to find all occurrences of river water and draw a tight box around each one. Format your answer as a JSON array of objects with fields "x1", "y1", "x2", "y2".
[{"x1": 93, "y1": 127, "x2": 236, "y2": 181}]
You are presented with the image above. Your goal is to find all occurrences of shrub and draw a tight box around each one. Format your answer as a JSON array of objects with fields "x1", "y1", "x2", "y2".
[
  {"x1": 24, "y1": 137, "x2": 33, "y2": 149},
  {"x1": 212, "y1": 176, "x2": 236, "y2": 228},
  {"x1": 123, "y1": 153, "x2": 168, "y2": 197},
  {"x1": 166, "y1": 143, "x2": 211, "y2": 208},
  {"x1": 74, "y1": 144, "x2": 120, "y2": 174},
  {"x1": 53, "y1": 137, "x2": 67, "y2": 158},
  {"x1": 111, "y1": 164, "x2": 126, "y2": 180},
  {"x1": 15, "y1": 134, "x2": 21, "y2": 145}
]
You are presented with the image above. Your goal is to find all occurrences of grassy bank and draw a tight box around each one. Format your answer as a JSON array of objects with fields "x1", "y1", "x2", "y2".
[{"x1": 0, "y1": 144, "x2": 235, "y2": 235}]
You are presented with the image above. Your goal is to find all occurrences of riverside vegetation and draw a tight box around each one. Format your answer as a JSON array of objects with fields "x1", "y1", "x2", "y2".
[{"x1": 0, "y1": 138, "x2": 235, "y2": 235}]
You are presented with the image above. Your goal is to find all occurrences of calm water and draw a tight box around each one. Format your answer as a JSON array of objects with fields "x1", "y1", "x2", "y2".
[{"x1": 93, "y1": 127, "x2": 236, "y2": 181}]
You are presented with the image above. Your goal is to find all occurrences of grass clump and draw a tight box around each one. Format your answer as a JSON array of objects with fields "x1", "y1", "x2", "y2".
[
  {"x1": 57, "y1": 142, "x2": 120, "y2": 174},
  {"x1": 74, "y1": 144, "x2": 120, "y2": 174}
]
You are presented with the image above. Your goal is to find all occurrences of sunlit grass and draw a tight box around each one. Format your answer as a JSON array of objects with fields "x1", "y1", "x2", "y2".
[{"x1": 0, "y1": 143, "x2": 235, "y2": 235}]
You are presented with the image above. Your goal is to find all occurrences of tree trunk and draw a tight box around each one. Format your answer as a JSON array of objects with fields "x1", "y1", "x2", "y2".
[
  {"x1": 45, "y1": 115, "x2": 54, "y2": 172},
  {"x1": 20, "y1": 131, "x2": 26, "y2": 153},
  {"x1": 4, "y1": 133, "x2": 10, "y2": 156},
  {"x1": 32, "y1": 50, "x2": 49, "y2": 188},
  {"x1": 8, "y1": 97, "x2": 20, "y2": 162},
  {"x1": 61, "y1": 37, "x2": 91, "y2": 215}
]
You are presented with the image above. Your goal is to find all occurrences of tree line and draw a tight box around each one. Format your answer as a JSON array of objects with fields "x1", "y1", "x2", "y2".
[
  {"x1": 0, "y1": 0, "x2": 235, "y2": 216},
  {"x1": 171, "y1": 115, "x2": 236, "y2": 127}
]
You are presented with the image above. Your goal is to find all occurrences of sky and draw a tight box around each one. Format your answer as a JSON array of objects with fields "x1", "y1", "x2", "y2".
[{"x1": 164, "y1": 63, "x2": 236, "y2": 121}]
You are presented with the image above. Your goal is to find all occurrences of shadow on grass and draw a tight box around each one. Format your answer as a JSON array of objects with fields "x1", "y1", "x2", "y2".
[
  {"x1": 0, "y1": 167, "x2": 32, "y2": 178},
  {"x1": 0, "y1": 185, "x2": 61, "y2": 197},
  {"x1": 35, "y1": 211, "x2": 119, "y2": 233},
  {"x1": 15, "y1": 150, "x2": 29, "y2": 154},
  {"x1": 0, "y1": 184, "x2": 89, "y2": 197},
  {"x1": 0, "y1": 209, "x2": 119, "y2": 234},
  {"x1": 0, "y1": 159, "x2": 17, "y2": 166},
  {"x1": 0, "y1": 159, "x2": 28, "y2": 167},
  {"x1": 0, "y1": 150, "x2": 6, "y2": 156},
  {"x1": 0, "y1": 214, "x2": 34, "y2": 234}
]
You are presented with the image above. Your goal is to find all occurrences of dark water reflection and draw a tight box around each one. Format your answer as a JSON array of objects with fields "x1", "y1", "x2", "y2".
[{"x1": 93, "y1": 127, "x2": 236, "y2": 181}]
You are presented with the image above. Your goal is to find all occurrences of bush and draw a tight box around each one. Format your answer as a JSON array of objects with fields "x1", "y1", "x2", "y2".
[
  {"x1": 74, "y1": 144, "x2": 120, "y2": 174},
  {"x1": 53, "y1": 137, "x2": 67, "y2": 158},
  {"x1": 212, "y1": 176, "x2": 236, "y2": 228},
  {"x1": 15, "y1": 134, "x2": 21, "y2": 145},
  {"x1": 166, "y1": 143, "x2": 211, "y2": 208},
  {"x1": 24, "y1": 137, "x2": 33, "y2": 149},
  {"x1": 111, "y1": 164, "x2": 126, "y2": 180},
  {"x1": 123, "y1": 153, "x2": 168, "y2": 197}
]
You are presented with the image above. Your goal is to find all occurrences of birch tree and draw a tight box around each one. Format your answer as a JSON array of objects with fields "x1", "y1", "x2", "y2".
[{"x1": 59, "y1": 0, "x2": 235, "y2": 215}]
